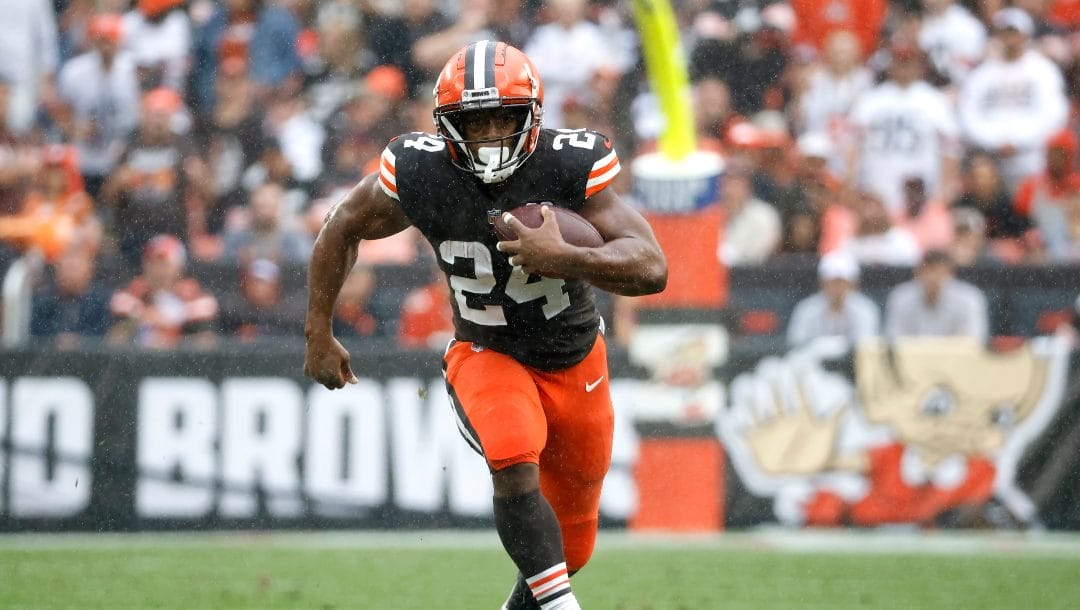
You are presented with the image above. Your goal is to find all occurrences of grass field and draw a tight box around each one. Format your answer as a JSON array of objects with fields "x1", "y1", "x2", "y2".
[{"x1": 3, "y1": 529, "x2": 1080, "y2": 609}]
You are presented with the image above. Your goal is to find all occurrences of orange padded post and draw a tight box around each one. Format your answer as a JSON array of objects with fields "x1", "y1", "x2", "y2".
[{"x1": 629, "y1": 437, "x2": 724, "y2": 531}]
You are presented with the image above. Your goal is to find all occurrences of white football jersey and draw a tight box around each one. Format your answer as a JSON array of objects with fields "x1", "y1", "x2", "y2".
[{"x1": 849, "y1": 80, "x2": 959, "y2": 215}]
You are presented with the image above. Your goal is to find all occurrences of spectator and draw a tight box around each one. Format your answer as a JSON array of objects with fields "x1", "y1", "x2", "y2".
[
  {"x1": 918, "y1": 0, "x2": 987, "y2": 87},
  {"x1": 332, "y1": 262, "x2": 379, "y2": 338},
  {"x1": 108, "y1": 234, "x2": 219, "y2": 349},
  {"x1": 190, "y1": 0, "x2": 302, "y2": 112},
  {"x1": 400, "y1": 0, "x2": 455, "y2": 93},
  {"x1": 0, "y1": 0, "x2": 59, "y2": 134},
  {"x1": 262, "y1": 92, "x2": 325, "y2": 196},
  {"x1": 239, "y1": 135, "x2": 307, "y2": 215},
  {"x1": 958, "y1": 8, "x2": 1068, "y2": 188},
  {"x1": 721, "y1": 8, "x2": 792, "y2": 115},
  {"x1": 884, "y1": 249, "x2": 989, "y2": 343},
  {"x1": 55, "y1": 13, "x2": 140, "y2": 199},
  {"x1": 411, "y1": 0, "x2": 516, "y2": 89},
  {"x1": 847, "y1": 41, "x2": 960, "y2": 216},
  {"x1": 487, "y1": 0, "x2": 534, "y2": 54},
  {"x1": 2, "y1": 144, "x2": 101, "y2": 262},
  {"x1": 55, "y1": 0, "x2": 94, "y2": 63},
  {"x1": 30, "y1": 244, "x2": 110, "y2": 348},
  {"x1": 897, "y1": 176, "x2": 954, "y2": 253},
  {"x1": 774, "y1": 132, "x2": 843, "y2": 254},
  {"x1": 1014, "y1": 0, "x2": 1073, "y2": 60},
  {"x1": 317, "y1": 128, "x2": 373, "y2": 202},
  {"x1": 729, "y1": 111, "x2": 796, "y2": 206},
  {"x1": 318, "y1": 66, "x2": 408, "y2": 198},
  {"x1": 99, "y1": 88, "x2": 199, "y2": 269},
  {"x1": 0, "y1": 77, "x2": 40, "y2": 216},
  {"x1": 778, "y1": 202, "x2": 822, "y2": 257},
  {"x1": 222, "y1": 182, "x2": 312, "y2": 264},
  {"x1": 950, "y1": 207, "x2": 1002, "y2": 266},
  {"x1": 1013, "y1": 128, "x2": 1080, "y2": 261},
  {"x1": 793, "y1": 29, "x2": 872, "y2": 173},
  {"x1": 303, "y1": 2, "x2": 374, "y2": 125},
  {"x1": 121, "y1": 0, "x2": 192, "y2": 92},
  {"x1": 952, "y1": 150, "x2": 1030, "y2": 239},
  {"x1": 218, "y1": 257, "x2": 303, "y2": 341},
  {"x1": 192, "y1": 57, "x2": 265, "y2": 237},
  {"x1": 692, "y1": 76, "x2": 737, "y2": 144},
  {"x1": 786, "y1": 251, "x2": 880, "y2": 347},
  {"x1": 840, "y1": 190, "x2": 922, "y2": 267},
  {"x1": 717, "y1": 166, "x2": 782, "y2": 266},
  {"x1": 525, "y1": 0, "x2": 620, "y2": 128}
]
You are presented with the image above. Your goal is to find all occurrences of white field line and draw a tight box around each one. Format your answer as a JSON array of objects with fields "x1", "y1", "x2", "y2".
[{"x1": 1, "y1": 528, "x2": 1080, "y2": 557}]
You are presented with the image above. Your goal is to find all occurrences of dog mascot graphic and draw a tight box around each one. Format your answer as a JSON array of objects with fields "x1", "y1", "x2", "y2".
[{"x1": 717, "y1": 337, "x2": 1068, "y2": 527}]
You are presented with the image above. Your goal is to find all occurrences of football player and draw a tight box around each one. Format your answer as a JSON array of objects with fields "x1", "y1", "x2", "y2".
[{"x1": 304, "y1": 41, "x2": 667, "y2": 610}]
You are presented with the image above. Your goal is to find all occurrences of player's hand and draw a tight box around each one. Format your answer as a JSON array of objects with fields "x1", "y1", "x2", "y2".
[
  {"x1": 496, "y1": 205, "x2": 571, "y2": 277},
  {"x1": 304, "y1": 333, "x2": 358, "y2": 390}
]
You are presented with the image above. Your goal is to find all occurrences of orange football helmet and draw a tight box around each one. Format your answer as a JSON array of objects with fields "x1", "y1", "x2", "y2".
[{"x1": 433, "y1": 40, "x2": 544, "y2": 183}]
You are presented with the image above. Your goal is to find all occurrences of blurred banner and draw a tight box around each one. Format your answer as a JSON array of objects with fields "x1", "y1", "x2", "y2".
[
  {"x1": 719, "y1": 337, "x2": 1077, "y2": 530},
  {"x1": 0, "y1": 339, "x2": 1078, "y2": 531},
  {"x1": 0, "y1": 346, "x2": 639, "y2": 531}
]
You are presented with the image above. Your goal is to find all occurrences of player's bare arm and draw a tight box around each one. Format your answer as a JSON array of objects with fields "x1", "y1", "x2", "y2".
[
  {"x1": 303, "y1": 173, "x2": 412, "y2": 390},
  {"x1": 497, "y1": 188, "x2": 667, "y2": 296}
]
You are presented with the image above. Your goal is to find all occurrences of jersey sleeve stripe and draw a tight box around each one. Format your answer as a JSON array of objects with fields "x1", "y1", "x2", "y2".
[
  {"x1": 589, "y1": 150, "x2": 619, "y2": 178},
  {"x1": 584, "y1": 160, "x2": 620, "y2": 197},
  {"x1": 380, "y1": 148, "x2": 397, "y2": 175},
  {"x1": 378, "y1": 147, "x2": 399, "y2": 200},
  {"x1": 380, "y1": 156, "x2": 396, "y2": 181},
  {"x1": 378, "y1": 173, "x2": 399, "y2": 200}
]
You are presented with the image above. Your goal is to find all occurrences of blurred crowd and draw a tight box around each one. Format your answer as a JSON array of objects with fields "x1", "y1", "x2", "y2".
[{"x1": 0, "y1": 0, "x2": 1077, "y2": 350}]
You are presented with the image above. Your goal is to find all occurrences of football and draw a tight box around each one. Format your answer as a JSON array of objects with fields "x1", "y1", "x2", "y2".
[{"x1": 493, "y1": 203, "x2": 604, "y2": 248}]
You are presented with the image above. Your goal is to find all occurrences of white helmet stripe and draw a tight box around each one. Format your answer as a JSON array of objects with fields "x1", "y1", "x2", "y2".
[{"x1": 472, "y1": 40, "x2": 489, "y2": 89}]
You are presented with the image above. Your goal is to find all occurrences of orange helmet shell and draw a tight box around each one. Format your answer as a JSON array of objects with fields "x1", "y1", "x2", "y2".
[
  {"x1": 434, "y1": 41, "x2": 543, "y2": 112},
  {"x1": 433, "y1": 41, "x2": 544, "y2": 183}
]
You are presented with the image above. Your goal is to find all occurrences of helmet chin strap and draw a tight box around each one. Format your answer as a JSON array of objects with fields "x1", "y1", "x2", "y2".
[{"x1": 476, "y1": 146, "x2": 515, "y2": 183}]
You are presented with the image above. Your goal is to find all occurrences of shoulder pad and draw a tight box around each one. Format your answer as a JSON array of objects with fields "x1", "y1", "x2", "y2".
[{"x1": 380, "y1": 132, "x2": 447, "y2": 201}]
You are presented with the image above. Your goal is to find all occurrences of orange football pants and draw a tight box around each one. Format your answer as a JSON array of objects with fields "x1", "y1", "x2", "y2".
[{"x1": 443, "y1": 335, "x2": 614, "y2": 571}]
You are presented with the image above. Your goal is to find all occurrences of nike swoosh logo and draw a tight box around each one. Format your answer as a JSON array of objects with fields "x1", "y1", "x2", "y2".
[{"x1": 585, "y1": 376, "x2": 604, "y2": 392}]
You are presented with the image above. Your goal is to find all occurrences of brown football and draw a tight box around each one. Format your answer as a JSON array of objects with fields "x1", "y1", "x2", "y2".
[{"x1": 493, "y1": 204, "x2": 604, "y2": 248}]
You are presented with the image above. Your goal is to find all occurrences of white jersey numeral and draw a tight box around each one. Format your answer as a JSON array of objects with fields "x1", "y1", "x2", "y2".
[
  {"x1": 403, "y1": 135, "x2": 446, "y2": 152},
  {"x1": 505, "y1": 266, "x2": 571, "y2": 320},
  {"x1": 552, "y1": 128, "x2": 597, "y2": 151},
  {"x1": 439, "y1": 240, "x2": 570, "y2": 326}
]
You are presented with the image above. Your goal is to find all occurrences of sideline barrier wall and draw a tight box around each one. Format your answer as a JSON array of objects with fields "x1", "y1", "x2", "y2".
[{"x1": 0, "y1": 340, "x2": 1078, "y2": 531}]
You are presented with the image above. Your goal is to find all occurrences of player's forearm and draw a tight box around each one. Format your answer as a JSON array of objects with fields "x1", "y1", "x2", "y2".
[
  {"x1": 564, "y1": 238, "x2": 667, "y2": 296},
  {"x1": 304, "y1": 225, "x2": 358, "y2": 339}
]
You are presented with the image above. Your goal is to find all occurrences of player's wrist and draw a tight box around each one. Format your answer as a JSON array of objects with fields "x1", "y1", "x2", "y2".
[{"x1": 304, "y1": 319, "x2": 334, "y2": 341}]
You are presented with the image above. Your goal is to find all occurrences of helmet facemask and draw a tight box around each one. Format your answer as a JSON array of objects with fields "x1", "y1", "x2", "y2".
[{"x1": 435, "y1": 101, "x2": 542, "y2": 184}]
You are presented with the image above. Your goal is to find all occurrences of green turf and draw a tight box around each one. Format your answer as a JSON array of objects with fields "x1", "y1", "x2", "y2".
[{"x1": 2, "y1": 533, "x2": 1079, "y2": 609}]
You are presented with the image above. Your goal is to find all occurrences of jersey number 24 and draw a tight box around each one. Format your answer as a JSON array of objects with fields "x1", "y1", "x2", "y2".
[{"x1": 439, "y1": 240, "x2": 570, "y2": 326}]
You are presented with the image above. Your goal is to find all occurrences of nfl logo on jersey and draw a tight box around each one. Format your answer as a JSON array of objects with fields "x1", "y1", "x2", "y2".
[{"x1": 487, "y1": 208, "x2": 503, "y2": 225}]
